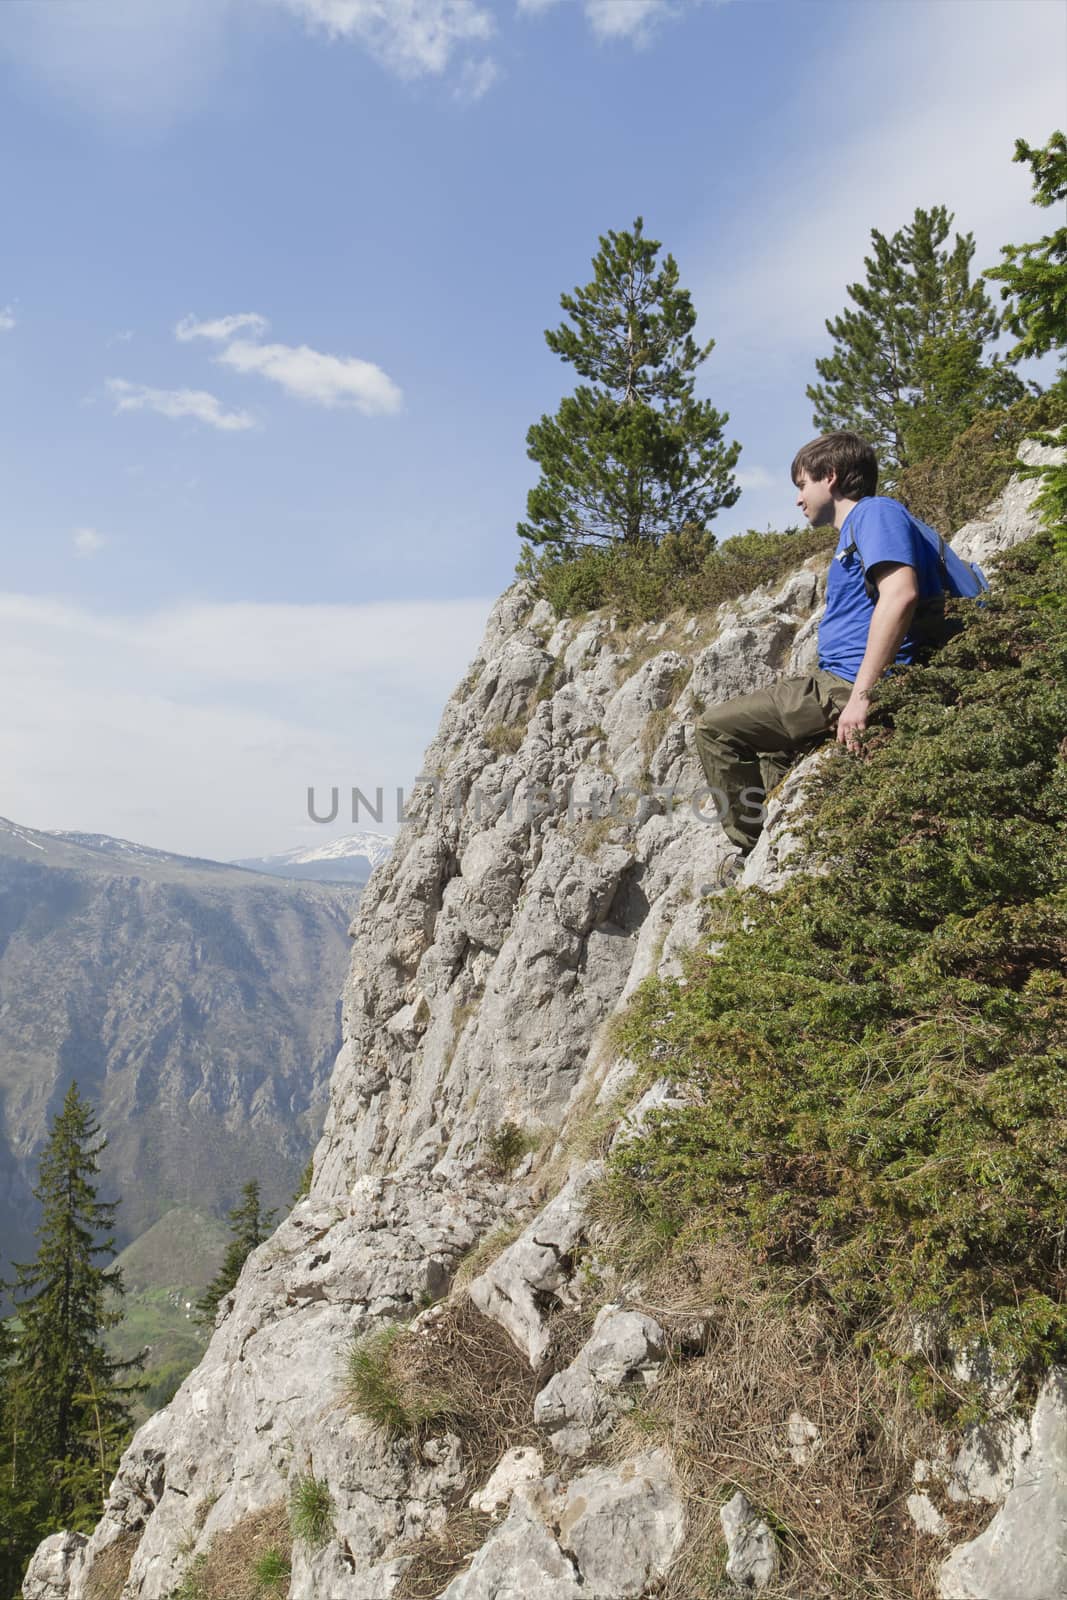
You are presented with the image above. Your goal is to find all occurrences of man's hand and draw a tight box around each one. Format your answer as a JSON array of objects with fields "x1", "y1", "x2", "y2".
[{"x1": 836, "y1": 690, "x2": 869, "y2": 749}]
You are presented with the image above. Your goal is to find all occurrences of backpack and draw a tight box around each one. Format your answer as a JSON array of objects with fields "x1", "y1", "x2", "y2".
[{"x1": 842, "y1": 512, "x2": 990, "y2": 652}]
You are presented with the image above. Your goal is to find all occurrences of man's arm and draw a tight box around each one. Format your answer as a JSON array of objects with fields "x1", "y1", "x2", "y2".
[{"x1": 837, "y1": 562, "x2": 919, "y2": 747}]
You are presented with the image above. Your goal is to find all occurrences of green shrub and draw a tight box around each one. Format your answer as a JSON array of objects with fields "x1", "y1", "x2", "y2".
[
  {"x1": 602, "y1": 523, "x2": 1067, "y2": 1420},
  {"x1": 896, "y1": 387, "x2": 1067, "y2": 532},
  {"x1": 168, "y1": 1556, "x2": 207, "y2": 1600},
  {"x1": 345, "y1": 1326, "x2": 457, "y2": 1438},
  {"x1": 522, "y1": 523, "x2": 837, "y2": 624},
  {"x1": 485, "y1": 1120, "x2": 539, "y2": 1176},
  {"x1": 289, "y1": 1472, "x2": 334, "y2": 1548},
  {"x1": 252, "y1": 1547, "x2": 291, "y2": 1592}
]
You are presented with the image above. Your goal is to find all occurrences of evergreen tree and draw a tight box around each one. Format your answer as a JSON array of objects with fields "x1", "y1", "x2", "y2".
[
  {"x1": 0, "y1": 1302, "x2": 49, "y2": 1600},
  {"x1": 195, "y1": 1181, "x2": 275, "y2": 1327},
  {"x1": 808, "y1": 205, "x2": 1022, "y2": 480},
  {"x1": 986, "y1": 131, "x2": 1067, "y2": 580},
  {"x1": 518, "y1": 217, "x2": 740, "y2": 555},
  {"x1": 986, "y1": 131, "x2": 1067, "y2": 384},
  {"x1": 8, "y1": 1083, "x2": 140, "y2": 1545}
]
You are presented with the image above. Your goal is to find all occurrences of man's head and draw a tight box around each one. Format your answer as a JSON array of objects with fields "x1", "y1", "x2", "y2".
[{"x1": 791, "y1": 431, "x2": 878, "y2": 528}]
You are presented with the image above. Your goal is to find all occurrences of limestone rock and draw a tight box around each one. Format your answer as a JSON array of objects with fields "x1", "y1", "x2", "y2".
[
  {"x1": 20, "y1": 1534, "x2": 87, "y2": 1600},
  {"x1": 468, "y1": 1163, "x2": 603, "y2": 1367},
  {"x1": 951, "y1": 436, "x2": 1065, "y2": 572},
  {"x1": 786, "y1": 1411, "x2": 820, "y2": 1467},
  {"x1": 938, "y1": 1368, "x2": 1067, "y2": 1599},
  {"x1": 558, "y1": 1449, "x2": 686, "y2": 1596},
  {"x1": 442, "y1": 1449, "x2": 683, "y2": 1600},
  {"x1": 908, "y1": 1492, "x2": 949, "y2": 1538},
  {"x1": 534, "y1": 1304, "x2": 667, "y2": 1457},
  {"x1": 469, "y1": 1447, "x2": 545, "y2": 1515},
  {"x1": 720, "y1": 1489, "x2": 779, "y2": 1590}
]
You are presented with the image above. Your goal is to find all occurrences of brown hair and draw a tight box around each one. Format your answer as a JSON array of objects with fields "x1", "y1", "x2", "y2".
[{"x1": 790, "y1": 431, "x2": 878, "y2": 499}]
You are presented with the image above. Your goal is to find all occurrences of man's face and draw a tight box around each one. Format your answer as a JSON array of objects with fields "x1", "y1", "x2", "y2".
[{"x1": 794, "y1": 469, "x2": 836, "y2": 528}]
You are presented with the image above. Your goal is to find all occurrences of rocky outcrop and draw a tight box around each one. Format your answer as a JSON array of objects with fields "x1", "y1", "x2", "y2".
[
  {"x1": 25, "y1": 445, "x2": 1064, "y2": 1600},
  {"x1": 937, "y1": 1369, "x2": 1067, "y2": 1600}
]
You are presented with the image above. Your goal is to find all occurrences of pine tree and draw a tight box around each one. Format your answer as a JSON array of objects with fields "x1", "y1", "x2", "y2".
[
  {"x1": 0, "y1": 1303, "x2": 49, "y2": 1600},
  {"x1": 808, "y1": 205, "x2": 1023, "y2": 481},
  {"x1": 518, "y1": 217, "x2": 740, "y2": 556},
  {"x1": 986, "y1": 131, "x2": 1067, "y2": 583},
  {"x1": 8, "y1": 1083, "x2": 140, "y2": 1544},
  {"x1": 195, "y1": 1181, "x2": 275, "y2": 1327},
  {"x1": 986, "y1": 131, "x2": 1067, "y2": 383}
]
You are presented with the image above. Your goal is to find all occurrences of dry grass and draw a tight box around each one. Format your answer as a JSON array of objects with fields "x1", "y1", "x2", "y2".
[
  {"x1": 84, "y1": 1532, "x2": 140, "y2": 1600},
  {"x1": 169, "y1": 1503, "x2": 290, "y2": 1600},
  {"x1": 347, "y1": 1298, "x2": 544, "y2": 1599},
  {"x1": 393, "y1": 1507, "x2": 496, "y2": 1600},
  {"x1": 450, "y1": 1217, "x2": 527, "y2": 1294},
  {"x1": 349, "y1": 1297, "x2": 540, "y2": 1463},
  {"x1": 484, "y1": 721, "x2": 526, "y2": 757},
  {"x1": 589, "y1": 1234, "x2": 988, "y2": 1600}
]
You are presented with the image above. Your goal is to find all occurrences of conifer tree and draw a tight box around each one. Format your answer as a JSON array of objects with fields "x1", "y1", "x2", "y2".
[
  {"x1": 986, "y1": 131, "x2": 1067, "y2": 384},
  {"x1": 986, "y1": 131, "x2": 1067, "y2": 575},
  {"x1": 808, "y1": 205, "x2": 1022, "y2": 480},
  {"x1": 195, "y1": 1181, "x2": 275, "y2": 1327},
  {"x1": 8, "y1": 1083, "x2": 140, "y2": 1540},
  {"x1": 0, "y1": 1303, "x2": 49, "y2": 1599},
  {"x1": 518, "y1": 217, "x2": 740, "y2": 555}
]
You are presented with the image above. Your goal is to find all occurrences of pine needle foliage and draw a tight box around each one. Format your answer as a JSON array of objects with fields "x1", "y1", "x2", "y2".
[
  {"x1": 808, "y1": 204, "x2": 1022, "y2": 482},
  {"x1": 985, "y1": 130, "x2": 1067, "y2": 581},
  {"x1": 195, "y1": 1182, "x2": 276, "y2": 1328},
  {"x1": 518, "y1": 217, "x2": 740, "y2": 556},
  {"x1": 6, "y1": 1084, "x2": 142, "y2": 1542},
  {"x1": 604, "y1": 524, "x2": 1067, "y2": 1421},
  {"x1": 528, "y1": 522, "x2": 838, "y2": 623},
  {"x1": 986, "y1": 130, "x2": 1067, "y2": 376}
]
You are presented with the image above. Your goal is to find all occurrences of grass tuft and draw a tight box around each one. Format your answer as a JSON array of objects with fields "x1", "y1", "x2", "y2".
[{"x1": 289, "y1": 1472, "x2": 334, "y2": 1549}]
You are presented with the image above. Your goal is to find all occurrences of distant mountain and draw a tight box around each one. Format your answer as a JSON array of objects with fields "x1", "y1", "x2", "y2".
[
  {"x1": 230, "y1": 830, "x2": 394, "y2": 886},
  {"x1": 0, "y1": 815, "x2": 360, "y2": 1278}
]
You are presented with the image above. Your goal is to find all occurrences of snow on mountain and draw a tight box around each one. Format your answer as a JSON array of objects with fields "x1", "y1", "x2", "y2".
[{"x1": 230, "y1": 832, "x2": 394, "y2": 885}]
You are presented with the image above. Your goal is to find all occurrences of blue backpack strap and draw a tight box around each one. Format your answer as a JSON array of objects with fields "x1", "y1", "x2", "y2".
[
  {"x1": 845, "y1": 525, "x2": 950, "y2": 600},
  {"x1": 841, "y1": 532, "x2": 880, "y2": 605}
]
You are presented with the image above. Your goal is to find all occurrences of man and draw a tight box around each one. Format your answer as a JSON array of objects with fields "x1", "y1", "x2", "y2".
[{"x1": 694, "y1": 430, "x2": 944, "y2": 856}]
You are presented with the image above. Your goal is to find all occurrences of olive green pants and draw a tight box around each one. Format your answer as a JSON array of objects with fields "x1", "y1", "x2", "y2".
[{"x1": 693, "y1": 670, "x2": 854, "y2": 853}]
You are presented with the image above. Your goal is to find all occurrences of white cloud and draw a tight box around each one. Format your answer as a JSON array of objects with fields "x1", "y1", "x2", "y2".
[
  {"x1": 73, "y1": 528, "x2": 107, "y2": 557},
  {"x1": 0, "y1": 590, "x2": 492, "y2": 859},
  {"x1": 217, "y1": 339, "x2": 403, "y2": 414},
  {"x1": 272, "y1": 0, "x2": 494, "y2": 77},
  {"x1": 175, "y1": 311, "x2": 270, "y2": 344},
  {"x1": 699, "y1": 0, "x2": 1067, "y2": 372},
  {"x1": 106, "y1": 378, "x2": 257, "y2": 433},
  {"x1": 0, "y1": 0, "x2": 236, "y2": 125},
  {"x1": 735, "y1": 467, "x2": 773, "y2": 492},
  {"x1": 584, "y1": 0, "x2": 674, "y2": 42},
  {"x1": 454, "y1": 55, "x2": 499, "y2": 102},
  {"x1": 519, "y1": 0, "x2": 706, "y2": 43},
  {"x1": 0, "y1": 305, "x2": 16, "y2": 332}
]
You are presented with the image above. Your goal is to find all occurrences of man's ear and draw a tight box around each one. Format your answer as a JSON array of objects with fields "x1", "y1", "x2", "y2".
[{"x1": 824, "y1": 468, "x2": 838, "y2": 494}]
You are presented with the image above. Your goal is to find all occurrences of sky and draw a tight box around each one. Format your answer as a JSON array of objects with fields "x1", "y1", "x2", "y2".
[{"x1": 1, "y1": 0, "x2": 1063, "y2": 860}]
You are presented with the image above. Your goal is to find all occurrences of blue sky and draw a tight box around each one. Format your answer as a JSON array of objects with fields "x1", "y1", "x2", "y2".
[{"x1": 1, "y1": 0, "x2": 1063, "y2": 858}]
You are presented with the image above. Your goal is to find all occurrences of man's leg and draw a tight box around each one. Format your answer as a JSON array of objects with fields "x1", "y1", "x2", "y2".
[{"x1": 694, "y1": 672, "x2": 852, "y2": 853}]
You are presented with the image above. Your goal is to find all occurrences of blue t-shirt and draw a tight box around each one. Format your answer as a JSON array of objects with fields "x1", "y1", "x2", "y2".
[{"x1": 817, "y1": 496, "x2": 944, "y2": 683}]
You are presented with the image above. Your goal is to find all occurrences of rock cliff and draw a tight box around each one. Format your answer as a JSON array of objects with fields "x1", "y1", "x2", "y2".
[{"x1": 24, "y1": 441, "x2": 1066, "y2": 1600}]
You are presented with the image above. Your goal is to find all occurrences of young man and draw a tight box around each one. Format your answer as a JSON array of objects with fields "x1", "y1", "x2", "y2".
[{"x1": 693, "y1": 430, "x2": 944, "y2": 855}]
